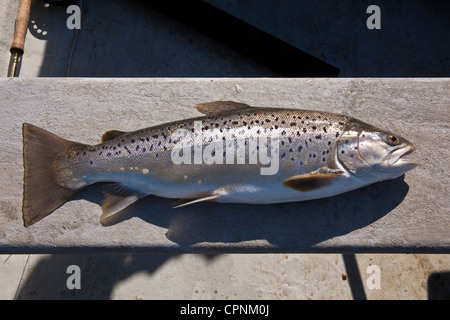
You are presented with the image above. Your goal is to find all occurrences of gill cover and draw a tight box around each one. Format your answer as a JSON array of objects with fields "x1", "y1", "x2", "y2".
[{"x1": 337, "y1": 120, "x2": 417, "y2": 177}]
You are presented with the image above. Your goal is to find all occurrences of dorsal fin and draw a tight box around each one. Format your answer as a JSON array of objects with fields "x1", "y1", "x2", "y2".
[
  {"x1": 101, "y1": 130, "x2": 127, "y2": 142},
  {"x1": 195, "y1": 101, "x2": 252, "y2": 116}
]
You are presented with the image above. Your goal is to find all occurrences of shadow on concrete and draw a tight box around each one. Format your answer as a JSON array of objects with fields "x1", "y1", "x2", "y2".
[
  {"x1": 14, "y1": 252, "x2": 218, "y2": 299},
  {"x1": 64, "y1": 175, "x2": 410, "y2": 251},
  {"x1": 26, "y1": 0, "x2": 450, "y2": 77},
  {"x1": 428, "y1": 272, "x2": 450, "y2": 300}
]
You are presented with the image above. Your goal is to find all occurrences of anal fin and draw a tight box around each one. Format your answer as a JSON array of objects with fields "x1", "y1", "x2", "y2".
[{"x1": 101, "y1": 183, "x2": 147, "y2": 225}]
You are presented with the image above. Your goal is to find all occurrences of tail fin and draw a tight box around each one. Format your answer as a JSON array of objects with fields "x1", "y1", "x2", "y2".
[{"x1": 22, "y1": 123, "x2": 83, "y2": 227}]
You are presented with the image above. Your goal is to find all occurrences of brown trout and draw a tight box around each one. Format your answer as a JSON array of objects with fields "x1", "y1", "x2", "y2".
[{"x1": 22, "y1": 101, "x2": 417, "y2": 227}]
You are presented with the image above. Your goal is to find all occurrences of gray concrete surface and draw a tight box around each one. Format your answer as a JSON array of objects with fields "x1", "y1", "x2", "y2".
[
  {"x1": 0, "y1": 0, "x2": 449, "y2": 300},
  {"x1": 0, "y1": 77, "x2": 449, "y2": 253}
]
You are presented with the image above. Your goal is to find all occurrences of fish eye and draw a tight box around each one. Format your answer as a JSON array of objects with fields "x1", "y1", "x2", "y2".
[{"x1": 386, "y1": 134, "x2": 400, "y2": 146}]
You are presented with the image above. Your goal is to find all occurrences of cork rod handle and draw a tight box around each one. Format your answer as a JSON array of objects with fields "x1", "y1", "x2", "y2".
[{"x1": 10, "y1": 0, "x2": 32, "y2": 55}]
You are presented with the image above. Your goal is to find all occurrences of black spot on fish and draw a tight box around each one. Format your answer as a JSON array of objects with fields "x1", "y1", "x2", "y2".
[
  {"x1": 322, "y1": 158, "x2": 326, "y2": 162},
  {"x1": 140, "y1": 138, "x2": 145, "y2": 142},
  {"x1": 275, "y1": 125, "x2": 279, "y2": 129},
  {"x1": 149, "y1": 145, "x2": 153, "y2": 151},
  {"x1": 328, "y1": 141, "x2": 332, "y2": 146},
  {"x1": 265, "y1": 119, "x2": 270, "y2": 123},
  {"x1": 232, "y1": 121, "x2": 239, "y2": 125},
  {"x1": 107, "y1": 152, "x2": 111, "y2": 156},
  {"x1": 136, "y1": 145, "x2": 140, "y2": 151},
  {"x1": 289, "y1": 148, "x2": 293, "y2": 152},
  {"x1": 281, "y1": 152, "x2": 286, "y2": 158},
  {"x1": 76, "y1": 152, "x2": 80, "y2": 155},
  {"x1": 131, "y1": 139, "x2": 135, "y2": 143},
  {"x1": 298, "y1": 145, "x2": 303, "y2": 152},
  {"x1": 345, "y1": 139, "x2": 349, "y2": 144},
  {"x1": 153, "y1": 135, "x2": 159, "y2": 139},
  {"x1": 90, "y1": 160, "x2": 93, "y2": 165},
  {"x1": 215, "y1": 123, "x2": 220, "y2": 128},
  {"x1": 257, "y1": 130, "x2": 261, "y2": 134},
  {"x1": 281, "y1": 130, "x2": 286, "y2": 135},
  {"x1": 296, "y1": 131, "x2": 301, "y2": 136},
  {"x1": 323, "y1": 127, "x2": 327, "y2": 133},
  {"x1": 336, "y1": 132, "x2": 340, "y2": 138},
  {"x1": 155, "y1": 153, "x2": 159, "y2": 158},
  {"x1": 275, "y1": 117, "x2": 279, "y2": 121},
  {"x1": 288, "y1": 137, "x2": 292, "y2": 143},
  {"x1": 281, "y1": 141, "x2": 285, "y2": 145},
  {"x1": 312, "y1": 126, "x2": 317, "y2": 130},
  {"x1": 341, "y1": 150, "x2": 345, "y2": 154},
  {"x1": 281, "y1": 120, "x2": 285, "y2": 124},
  {"x1": 290, "y1": 122, "x2": 296, "y2": 126},
  {"x1": 339, "y1": 122, "x2": 345, "y2": 125},
  {"x1": 303, "y1": 128, "x2": 307, "y2": 133},
  {"x1": 255, "y1": 120, "x2": 260, "y2": 124},
  {"x1": 118, "y1": 143, "x2": 121, "y2": 147},
  {"x1": 99, "y1": 151, "x2": 102, "y2": 156},
  {"x1": 125, "y1": 146, "x2": 131, "y2": 154},
  {"x1": 83, "y1": 152, "x2": 86, "y2": 156},
  {"x1": 315, "y1": 135, "x2": 322, "y2": 140}
]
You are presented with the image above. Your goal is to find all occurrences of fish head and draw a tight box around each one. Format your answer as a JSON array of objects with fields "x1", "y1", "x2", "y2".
[{"x1": 337, "y1": 120, "x2": 418, "y2": 180}]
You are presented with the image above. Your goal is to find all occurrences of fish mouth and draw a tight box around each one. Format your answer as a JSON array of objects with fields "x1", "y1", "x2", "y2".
[{"x1": 387, "y1": 145, "x2": 418, "y2": 168}]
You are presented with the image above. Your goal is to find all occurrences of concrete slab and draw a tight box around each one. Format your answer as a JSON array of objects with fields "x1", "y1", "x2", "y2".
[{"x1": 0, "y1": 78, "x2": 449, "y2": 253}]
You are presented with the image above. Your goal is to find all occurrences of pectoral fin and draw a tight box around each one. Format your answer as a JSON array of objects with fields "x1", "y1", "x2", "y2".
[
  {"x1": 283, "y1": 170, "x2": 344, "y2": 192},
  {"x1": 101, "y1": 183, "x2": 147, "y2": 225},
  {"x1": 195, "y1": 101, "x2": 252, "y2": 116}
]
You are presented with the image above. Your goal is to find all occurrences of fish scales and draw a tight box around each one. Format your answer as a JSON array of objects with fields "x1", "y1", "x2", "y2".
[
  {"x1": 22, "y1": 101, "x2": 417, "y2": 226},
  {"x1": 57, "y1": 109, "x2": 349, "y2": 192}
]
